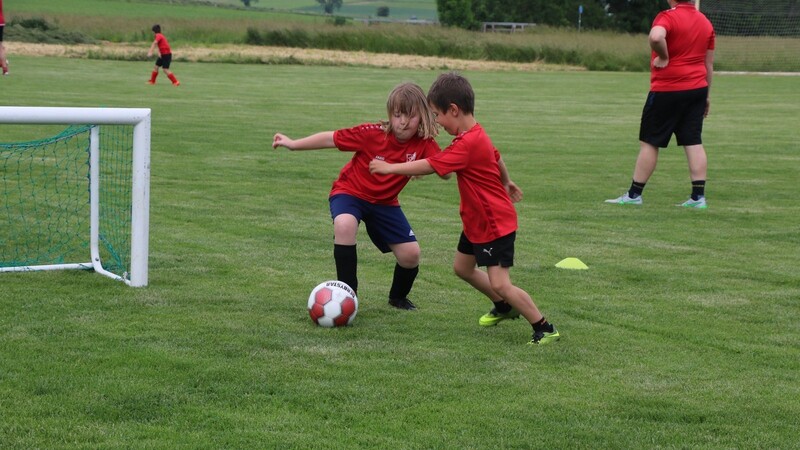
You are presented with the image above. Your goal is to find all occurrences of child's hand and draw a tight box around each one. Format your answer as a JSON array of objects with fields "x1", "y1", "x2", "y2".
[
  {"x1": 506, "y1": 181, "x2": 523, "y2": 202},
  {"x1": 272, "y1": 133, "x2": 293, "y2": 150},
  {"x1": 147, "y1": 52, "x2": 153, "y2": 58},
  {"x1": 369, "y1": 159, "x2": 391, "y2": 174}
]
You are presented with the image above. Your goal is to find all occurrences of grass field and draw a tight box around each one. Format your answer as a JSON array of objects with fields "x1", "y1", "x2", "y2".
[{"x1": 2, "y1": 55, "x2": 799, "y2": 448}]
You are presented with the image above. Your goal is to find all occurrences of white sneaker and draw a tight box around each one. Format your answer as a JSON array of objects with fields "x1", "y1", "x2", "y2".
[
  {"x1": 605, "y1": 193, "x2": 642, "y2": 205},
  {"x1": 678, "y1": 197, "x2": 707, "y2": 209}
]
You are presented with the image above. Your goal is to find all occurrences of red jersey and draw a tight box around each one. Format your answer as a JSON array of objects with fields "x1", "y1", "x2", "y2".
[
  {"x1": 154, "y1": 33, "x2": 172, "y2": 55},
  {"x1": 332, "y1": 123, "x2": 440, "y2": 206},
  {"x1": 650, "y1": 3, "x2": 715, "y2": 92},
  {"x1": 427, "y1": 124, "x2": 517, "y2": 244}
]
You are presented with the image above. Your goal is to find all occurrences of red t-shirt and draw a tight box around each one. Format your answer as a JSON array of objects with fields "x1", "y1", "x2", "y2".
[
  {"x1": 154, "y1": 33, "x2": 172, "y2": 55},
  {"x1": 650, "y1": 3, "x2": 715, "y2": 92},
  {"x1": 332, "y1": 123, "x2": 440, "y2": 206},
  {"x1": 427, "y1": 124, "x2": 517, "y2": 244}
]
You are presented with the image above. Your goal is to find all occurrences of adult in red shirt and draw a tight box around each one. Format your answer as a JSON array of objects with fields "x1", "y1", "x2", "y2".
[
  {"x1": 370, "y1": 73, "x2": 560, "y2": 345},
  {"x1": 606, "y1": 0, "x2": 715, "y2": 209},
  {"x1": 146, "y1": 24, "x2": 180, "y2": 86},
  {"x1": 1, "y1": 0, "x2": 9, "y2": 76},
  {"x1": 273, "y1": 83, "x2": 441, "y2": 311}
]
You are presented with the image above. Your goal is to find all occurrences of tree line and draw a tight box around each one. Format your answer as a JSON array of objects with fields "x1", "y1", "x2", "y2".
[
  {"x1": 437, "y1": 0, "x2": 800, "y2": 35},
  {"x1": 437, "y1": 0, "x2": 662, "y2": 33}
]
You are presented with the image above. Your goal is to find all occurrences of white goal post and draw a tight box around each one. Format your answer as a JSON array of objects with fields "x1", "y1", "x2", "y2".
[{"x1": 0, "y1": 106, "x2": 151, "y2": 287}]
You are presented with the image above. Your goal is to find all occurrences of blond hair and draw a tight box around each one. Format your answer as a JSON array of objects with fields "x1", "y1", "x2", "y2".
[{"x1": 384, "y1": 82, "x2": 438, "y2": 139}]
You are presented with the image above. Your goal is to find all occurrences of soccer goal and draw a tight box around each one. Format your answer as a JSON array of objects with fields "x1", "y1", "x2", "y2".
[
  {"x1": 698, "y1": 0, "x2": 800, "y2": 72},
  {"x1": 0, "y1": 107, "x2": 151, "y2": 287}
]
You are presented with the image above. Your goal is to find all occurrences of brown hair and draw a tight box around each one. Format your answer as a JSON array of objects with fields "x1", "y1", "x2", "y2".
[
  {"x1": 427, "y1": 72, "x2": 475, "y2": 116},
  {"x1": 384, "y1": 82, "x2": 438, "y2": 139}
]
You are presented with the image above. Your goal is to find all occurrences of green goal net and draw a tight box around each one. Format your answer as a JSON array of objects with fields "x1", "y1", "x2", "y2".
[{"x1": 1, "y1": 107, "x2": 151, "y2": 286}]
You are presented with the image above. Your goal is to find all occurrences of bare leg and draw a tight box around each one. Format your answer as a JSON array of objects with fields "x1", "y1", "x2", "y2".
[
  {"x1": 684, "y1": 144, "x2": 707, "y2": 181},
  {"x1": 453, "y1": 251, "x2": 502, "y2": 302},
  {"x1": 1, "y1": 43, "x2": 8, "y2": 74},
  {"x1": 486, "y1": 266, "x2": 543, "y2": 324},
  {"x1": 333, "y1": 214, "x2": 358, "y2": 245},
  {"x1": 390, "y1": 241, "x2": 420, "y2": 269},
  {"x1": 632, "y1": 141, "x2": 660, "y2": 184}
]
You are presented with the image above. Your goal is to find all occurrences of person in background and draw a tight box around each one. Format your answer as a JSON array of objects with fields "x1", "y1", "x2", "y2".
[
  {"x1": 606, "y1": 0, "x2": 715, "y2": 209},
  {"x1": 147, "y1": 24, "x2": 180, "y2": 86},
  {"x1": 1, "y1": 0, "x2": 9, "y2": 76}
]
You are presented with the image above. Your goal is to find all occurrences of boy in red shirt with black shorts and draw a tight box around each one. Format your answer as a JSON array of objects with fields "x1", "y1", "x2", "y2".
[
  {"x1": 147, "y1": 24, "x2": 180, "y2": 86},
  {"x1": 370, "y1": 72, "x2": 560, "y2": 345}
]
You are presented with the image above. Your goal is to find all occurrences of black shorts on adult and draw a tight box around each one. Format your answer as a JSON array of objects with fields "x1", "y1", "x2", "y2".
[
  {"x1": 639, "y1": 87, "x2": 708, "y2": 148},
  {"x1": 156, "y1": 53, "x2": 172, "y2": 69},
  {"x1": 457, "y1": 231, "x2": 516, "y2": 268}
]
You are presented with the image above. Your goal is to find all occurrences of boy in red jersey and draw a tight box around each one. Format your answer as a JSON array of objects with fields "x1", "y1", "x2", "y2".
[
  {"x1": 273, "y1": 82, "x2": 442, "y2": 310},
  {"x1": 370, "y1": 73, "x2": 560, "y2": 345},
  {"x1": 147, "y1": 24, "x2": 180, "y2": 86},
  {"x1": 606, "y1": 0, "x2": 715, "y2": 208},
  {"x1": 1, "y1": 0, "x2": 9, "y2": 76}
]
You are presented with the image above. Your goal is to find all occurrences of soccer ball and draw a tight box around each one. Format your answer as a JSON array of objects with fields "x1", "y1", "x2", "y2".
[{"x1": 307, "y1": 280, "x2": 358, "y2": 327}]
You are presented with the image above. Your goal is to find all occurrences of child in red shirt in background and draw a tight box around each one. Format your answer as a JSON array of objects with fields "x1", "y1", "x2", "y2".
[
  {"x1": 147, "y1": 24, "x2": 180, "y2": 86},
  {"x1": 1, "y1": 0, "x2": 9, "y2": 76},
  {"x1": 273, "y1": 82, "x2": 443, "y2": 311},
  {"x1": 370, "y1": 72, "x2": 560, "y2": 345}
]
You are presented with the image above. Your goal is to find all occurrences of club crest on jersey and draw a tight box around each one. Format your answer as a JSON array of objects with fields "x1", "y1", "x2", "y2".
[{"x1": 406, "y1": 153, "x2": 417, "y2": 162}]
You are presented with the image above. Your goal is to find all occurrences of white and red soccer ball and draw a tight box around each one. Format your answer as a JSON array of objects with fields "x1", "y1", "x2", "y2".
[{"x1": 307, "y1": 280, "x2": 358, "y2": 327}]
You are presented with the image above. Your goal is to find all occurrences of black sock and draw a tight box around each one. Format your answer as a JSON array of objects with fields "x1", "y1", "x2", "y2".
[
  {"x1": 493, "y1": 300, "x2": 512, "y2": 314},
  {"x1": 628, "y1": 180, "x2": 646, "y2": 199},
  {"x1": 691, "y1": 180, "x2": 706, "y2": 201},
  {"x1": 532, "y1": 317, "x2": 553, "y2": 333},
  {"x1": 389, "y1": 263, "x2": 418, "y2": 300},
  {"x1": 334, "y1": 244, "x2": 358, "y2": 294}
]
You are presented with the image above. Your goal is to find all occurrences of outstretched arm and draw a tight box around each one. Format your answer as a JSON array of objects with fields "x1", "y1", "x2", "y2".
[
  {"x1": 498, "y1": 157, "x2": 522, "y2": 202},
  {"x1": 370, "y1": 159, "x2": 435, "y2": 177},
  {"x1": 273, "y1": 131, "x2": 336, "y2": 151}
]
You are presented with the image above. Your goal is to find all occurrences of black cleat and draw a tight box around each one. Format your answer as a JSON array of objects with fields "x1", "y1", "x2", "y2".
[{"x1": 388, "y1": 297, "x2": 417, "y2": 310}]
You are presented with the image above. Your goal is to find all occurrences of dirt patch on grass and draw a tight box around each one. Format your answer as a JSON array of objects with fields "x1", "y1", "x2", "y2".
[{"x1": 7, "y1": 41, "x2": 583, "y2": 72}]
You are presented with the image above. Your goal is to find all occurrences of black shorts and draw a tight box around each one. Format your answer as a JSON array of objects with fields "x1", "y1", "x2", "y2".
[
  {"x1": 639, "y1": 87, "x2": 708, "y2": 148},
  {"x1": 1, "y1": 25, "x2": 4, "y2": 42},
  {"x1": 457, "y1": 231, "x2": 516, "y2": 268},
  {"x1": 156, "y1": 53, "x2": 172, "y2": 69}
]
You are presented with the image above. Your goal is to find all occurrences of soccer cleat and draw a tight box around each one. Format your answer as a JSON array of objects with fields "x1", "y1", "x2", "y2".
[
  {"x1": 529, "y1": 328, "x2": 561, "y2": 345},
  {"x1": 173, "y1": 81, "x2": 181, "y2": 86},
  {"x1": 678, "y1": 197, "x2": 707, "y2": 209},
  {"x1": 388, "y1": 297, "x2": 416, "y2": 310},
  {"x1": 147, "y1": 80, "x2": 156, "y2": 85},
  {"x1": 479, "y1": 308, "x2": 520, "y2": 327},
  {"x1": 605, "y1": 193, "x2": 642, "y2": 205}
]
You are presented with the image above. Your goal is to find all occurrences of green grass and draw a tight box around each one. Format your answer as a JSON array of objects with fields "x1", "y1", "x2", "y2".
[{"x1": 1, "y1": 56, "x2": 799, "y2": 448}]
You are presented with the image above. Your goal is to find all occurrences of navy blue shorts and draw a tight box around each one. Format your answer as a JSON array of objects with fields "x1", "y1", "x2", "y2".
[
  {"x1": 329, "y1": 194, "x2": 417, "y2": 254},
  {"x1": 639, "y1": 87, "x2": 708, "y2": 148},
  {"x1": 457, "y1": 231, "x2": 516, "y2": 268},
  {"x1": 156, "y1": 53, "x2": 172, "y2": 69}
]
